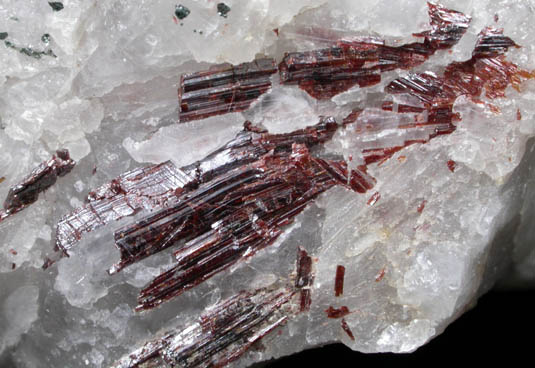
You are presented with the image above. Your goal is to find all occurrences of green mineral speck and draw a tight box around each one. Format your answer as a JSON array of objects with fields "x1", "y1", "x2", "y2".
[
  {"x1": 175, "y1": 5, "x2": 190, "y2": 20},
  {"x1": 0, "y1": 32, "x2": 7, "y2": 40},
  {"x1": 48, "y1": 2, "x2": 64, "y2": 11},
  {"x1": 4, "y1": 39, "x2": 56, "y2": 59},
  {"x1": 217, "y1": 3, "x2": 231, "y2": 18},
  {"x1": 20, "y1": 47, "x2": 42, "y2": 59},
  {"x1": 42, "y1": 34, "x2": 51, "y2": 43}
]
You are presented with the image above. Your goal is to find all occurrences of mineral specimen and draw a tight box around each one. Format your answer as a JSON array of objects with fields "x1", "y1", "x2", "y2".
[
  {"x1": 1, "y1": 1, "x2": 535, "y2": 368},
  {"x1": 178, "y1": 58, "x2": 277, "y2": 122}
]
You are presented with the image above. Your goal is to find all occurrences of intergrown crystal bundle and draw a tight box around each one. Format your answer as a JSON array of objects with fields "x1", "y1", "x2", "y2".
[
  {"x1": 178, "y1": 58, "x2": 277, "y2": 122},
  {"x1": 1, "y1": 2, "x2": 534, "y2": 368},
  {"x1": 278, "y1": 3, "x2": 471, "y2": 99}
]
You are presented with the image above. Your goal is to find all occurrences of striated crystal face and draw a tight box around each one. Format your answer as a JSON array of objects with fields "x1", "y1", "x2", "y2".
[{"x1": 0, "y1": 1, "x2": 535, "y2": 368}]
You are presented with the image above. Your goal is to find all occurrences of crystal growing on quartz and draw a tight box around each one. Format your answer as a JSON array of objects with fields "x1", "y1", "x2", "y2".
[
  {"x1": 0, "y1": 149, "x2": 75, "y2": 223},
  {"x1": 178, "y1": 58, "x2": 278, "y2": 122},
  {"x1": 278, "y1": 2, "x2": 471, "y2": 99},
  {"x1": 1, "y1": 1, "x2": 535, "y2": 368}
]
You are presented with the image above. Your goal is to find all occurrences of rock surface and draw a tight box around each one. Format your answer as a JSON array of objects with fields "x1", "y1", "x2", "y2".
[{"x1": 0, "y1": 1, "x2": 534, "y2": 367}]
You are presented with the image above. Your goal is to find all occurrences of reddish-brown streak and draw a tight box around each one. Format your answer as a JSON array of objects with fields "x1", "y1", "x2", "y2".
[
  {"x1": 367, "y1": 191, "x2": 381, "y2": 206},
  {"x1": 335, "y1": 265, "x2": 345, "y2": 297},
  {"x1": 341, "y1": 318, "x2": 355, "y2": 341},
  {"x1": 325, "y1": 306, "x2": 350, "y2": 319},
  {"x1": 375, "y1": 268, "x2": 386, "y2": 282},
  {"x1": 417, "y1": 200, "x2": 427, "y2": 214}
]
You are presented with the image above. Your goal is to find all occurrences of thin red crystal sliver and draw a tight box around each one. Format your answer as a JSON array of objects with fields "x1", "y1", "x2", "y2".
[
  {"x1": 341, "y1": 318, "x2": 355, "y2": 341},
  {"x1": 334, "y1": 265, "x2": 345, "y2": 297},
  {"x1": 296, "y1": 246, "x2": 313, "y2": 312}
]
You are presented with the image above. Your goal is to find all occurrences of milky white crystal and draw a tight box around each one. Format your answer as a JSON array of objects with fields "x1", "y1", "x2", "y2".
[{"x1": 0, "y1": 1, "x2": 534, "y2": 367}]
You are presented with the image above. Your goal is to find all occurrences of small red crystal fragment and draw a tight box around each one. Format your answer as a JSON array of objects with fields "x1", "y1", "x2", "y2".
[
  {"x1": 517, "y1": 109, "x2": 522, "y2": 120},
  {"x1": 417, "y1": 200, "x2": 427, "y2": 213},
  {"x1": 367, "y1": 191, "x2": 381, "y2": 206},
  {"x1": 9, "y1": 249, "x2": 17, "y2": 255},
  {"x1": 300, "y1": 289, "x2": 312, "y2": 312},
  {"x1": 334, "y1": 265, "x2": 345, "y2": 297},
  {"x1": 0, "y1": 176, "x2": 5, "y2": 184},
  {"x1": 341, "y1": 318, "x2": 355, "y2": 341},
  {"x1": 325, "y1": 306, "x2": 350, "y2": 319},
  {"x1": 273, "y1": 28, "x2": 279, "y2": 36},
  {"x1": 375, "y1": 268, "x2": 386, "y2": 282},
  {"x1": 447, "y1": 160, "x2": 456, "y2": 172},
  {"x1": 296, "y1": 246, "x2": 313, "y2": 288},
  {"x1": 2, "y1": 149, "x2": 75, "y2": 216},
  {"x1": 11, "y1": 263, "x2": 16, "y2": 270}
]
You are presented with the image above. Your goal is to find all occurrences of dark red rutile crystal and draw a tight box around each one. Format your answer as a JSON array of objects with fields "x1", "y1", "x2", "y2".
[
  {"x1": 447, "y1": 160, "x2": 456, "y2": 172},
  {"x1": 112, "y1": 287, "x2": 294, "y2": 368},
  {"x1": 325, "y1": 306, "x2": 350, "y2": 319},
  {"x1": 0, "y1": 150, "x2": 75, "y2": 224},
  {"x1": 341, "y1": 318, "x2": 355, "y2": 341},
  {"x1": 53, "y1": 119, "x2": 339, "y2": 265},
  {"x1": 296, "y1": 246, "x2": 313, "y2": 312},
  {"x1": 296, "y1": 246, "x2": 313, "y2": 289},
  {"x1": 178, "y1": 58, "x2": 277, "y2": 122},
  {"x1": 417, "y1": 200, "x2": 427, "y2": 214},
  {"x1": 135, "y1": 143, "x2": 374, "y2": 311},
  {"x1": 278, "y1": 3, "x2": 471, "y2": 99},
  {"x1": 108, "y1": 118, "x2": 341, "y2": 275},
  {"x1": 385, "y1": 28, "x2": 532, "y2": 106},
  {"x1": 375, "y1": 268, "x2": 386, "y2": 282},
  {"x1": 334, "y1": 265, "x2": 345, "y2": 297},
  {"x1": 367, "y1": 191, "x2": 381, "y2": 206}
]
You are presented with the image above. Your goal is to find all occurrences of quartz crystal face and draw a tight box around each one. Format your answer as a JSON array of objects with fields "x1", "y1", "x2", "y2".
[{"x1": 0, "y1": 1, "x2": 534, "y2": 368}]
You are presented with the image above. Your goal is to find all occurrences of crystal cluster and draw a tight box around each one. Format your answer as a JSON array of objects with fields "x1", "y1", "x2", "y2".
[{"x1": 0, "y1": 1, "x2": 534, "y2": 368}]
